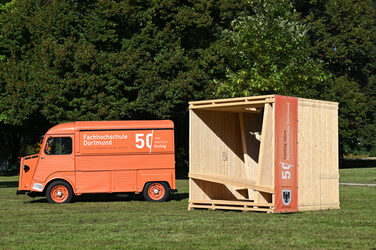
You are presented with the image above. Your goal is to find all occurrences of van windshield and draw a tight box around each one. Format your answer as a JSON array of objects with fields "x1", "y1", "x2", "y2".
[{"x1": 45, "y1": 137, "x2": 72, "y2": 155}]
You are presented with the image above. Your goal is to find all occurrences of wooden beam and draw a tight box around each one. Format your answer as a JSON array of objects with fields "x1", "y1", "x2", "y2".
[
  {"x1": 255, "y1": 103, "x2": 274, "y2": 203},
  {"x1": 189, "y1": 100, "x2": 274, "y2": 110},
  {"x1": 188, "y1": 200, "x2": 274, "y2": 212},
  {"x1": 189, "y1": 172, "x2": 274, "y2": 193},
  {"x1": 200, "y1": 107, "x2": 263, "y2": 113},
  {"x1": 239, "y1": 112, "x2": 248, "y2": 167},
  {"x1": 189, "y1": 199, "x2": 273, "y2": 207},
  {"x1": 189, "y1": 95, "x2": 275, "y2": 105}
]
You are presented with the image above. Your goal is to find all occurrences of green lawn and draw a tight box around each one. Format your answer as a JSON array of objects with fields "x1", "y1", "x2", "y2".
[
  {"x1": 339, "y1": 167, "x2": 376, "y2": 184},
  {"x1": 1, "y1": 169, "x2": 375, "y2": 249}
]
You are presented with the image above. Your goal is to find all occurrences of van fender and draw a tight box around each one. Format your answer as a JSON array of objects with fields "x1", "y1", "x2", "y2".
[
  {"x1": 137, "y1": 169, "x2": 175, "y2": 192},
  {"x1": 43, "y1": 172, "x2": 76, "y2": 194}
]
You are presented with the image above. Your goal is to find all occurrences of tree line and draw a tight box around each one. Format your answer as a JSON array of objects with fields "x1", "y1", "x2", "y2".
[{"x1": 1, "y1": 0, "x2": 375, "y2": 171}]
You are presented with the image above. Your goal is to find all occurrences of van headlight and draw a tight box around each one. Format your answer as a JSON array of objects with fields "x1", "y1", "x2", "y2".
[{"x1": 32, "y1": 183, "x2": 43, "y2": 191}]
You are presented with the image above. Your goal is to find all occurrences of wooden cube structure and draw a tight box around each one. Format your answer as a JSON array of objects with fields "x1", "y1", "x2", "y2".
[{"x1": 188, "y1": 95, "x2": 339, "y2": 213}]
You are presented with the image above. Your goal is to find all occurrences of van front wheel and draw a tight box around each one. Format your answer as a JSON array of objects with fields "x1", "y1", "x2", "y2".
[
  {"x1": 143, "y1": 182, "x2": 169, "y2": 202},
  {"x1": 46, "y1": 181, "x2": 73, "y2": 204}
]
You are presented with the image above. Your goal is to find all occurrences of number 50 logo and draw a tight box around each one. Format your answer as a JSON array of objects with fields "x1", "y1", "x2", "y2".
[
  {"x1": 135, "y1": 132, "x2": 153, "y2": 150},
  {"x1": 281, "y1": 162, "x2": 293, "y2": 179}
]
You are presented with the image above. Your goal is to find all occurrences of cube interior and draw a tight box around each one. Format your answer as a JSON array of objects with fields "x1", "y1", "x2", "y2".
[{"x1": 188, "y1": 95, "x2": 339, "y2": 213}]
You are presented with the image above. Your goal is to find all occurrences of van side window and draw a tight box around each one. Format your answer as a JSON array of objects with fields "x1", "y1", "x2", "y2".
[{"x1": 45, "y1": 137, "x2": 72, "y2": 155}]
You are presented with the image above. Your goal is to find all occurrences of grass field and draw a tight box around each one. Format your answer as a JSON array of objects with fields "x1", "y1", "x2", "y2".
[
  {"x1": 339, "y1": 167, "x2": 376, "y2": 184},
  {"x1": 1, "y1": 169, "x2": 376, "y2": 249}
]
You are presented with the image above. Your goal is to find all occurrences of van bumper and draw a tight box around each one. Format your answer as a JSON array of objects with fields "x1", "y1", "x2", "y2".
[
  {"x1": 17, "y1": 190, "x2": 41, "y2": 198},
  {"x1": 16, "y1": 190, "x2": 27, "y2": 195}
]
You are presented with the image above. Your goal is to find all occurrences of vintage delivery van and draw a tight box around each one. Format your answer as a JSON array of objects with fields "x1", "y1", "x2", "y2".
[{"x1": 17, "y1": 120, "x2": 176, "y2": 203}]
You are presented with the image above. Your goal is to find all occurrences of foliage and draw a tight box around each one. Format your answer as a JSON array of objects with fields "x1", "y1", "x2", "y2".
[
  {"x1": 215, "y1": 0, "x2": 329, "y2": 97},
  {"x1": 0, "y1": 0, "x2": 250, "y2": 165},
  {"x1": 0, "y1": 0, "x2": 14, "y2": 62},
  {"x1": 324, "y1": 76, "x2": 367, "y2": 153},
  {"x1": 296, "y1": 0, "x2": 376, "y2": 155},
  {"x1": 0, "y1": 0, "x2": 375, "y2": 163}
]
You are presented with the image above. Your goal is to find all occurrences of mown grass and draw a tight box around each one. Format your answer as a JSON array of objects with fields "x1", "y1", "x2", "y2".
[
  {"x1": 340, "y1": 167, "x2": 376, "y2": 184},
  {"x1": 1, "y1": 169, "x2": 375, "y2": 249}
]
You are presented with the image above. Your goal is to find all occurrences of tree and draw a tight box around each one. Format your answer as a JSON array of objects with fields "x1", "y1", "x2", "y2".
[
  {"x1": 0, "y1": 0, "x2": 15, "y2": 62},
  {"x1": 324, "y1": 76, "x2": 367, "y2": 154},
  {"x1": 0, "y1": 0, "x2": 251, "y2": 169},
  {"x1": 295, "y1": 0, "x2": 376, "y2": 155},
  {"x1": 215, "y1": 0, "x2": 329, "y2": 98}
]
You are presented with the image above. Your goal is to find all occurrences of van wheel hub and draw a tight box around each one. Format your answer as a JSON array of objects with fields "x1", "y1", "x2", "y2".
[
  {"x1": 147, "y1": 183, "x2": 166, "y2": 201},
  {"x1": 50, "y1": 185, "x2": 69, "y2": 203}
]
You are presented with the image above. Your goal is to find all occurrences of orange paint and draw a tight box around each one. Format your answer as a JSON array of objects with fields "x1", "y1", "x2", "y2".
[
  {"x1": 275, "y1": 96, "x2": 298, "y2": 212},
  {"x1": 17, "y1": 120, "x2": 176, "y2": 203}
]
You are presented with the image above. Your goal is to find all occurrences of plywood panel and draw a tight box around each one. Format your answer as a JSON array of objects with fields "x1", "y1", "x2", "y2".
[
  {"x1": 190, "y1": 110, "x2": 210, "y2": 201},
  {"x1": 298, "y1": 98, "x2": 339, "y2": 211},
  {"x1": 239, "y1": 112, "x2": 263, "y2": 181},
  {"x1": 320, "y1": 107, "x2": 340, "y2": 209},
  {"x1": 297, "y1": 103, "x2": 308, "y2": 208},
  {"x1": 189, "y1": 172, "x2": 273, "y2": 193},
  {"x1": 255, "y1": 103, "x2": 274, "y2": 203},
  {"x1": 298, "y1": 100, "x2": 320, "y2": 209},
  {"x1": 189, "y1": 109, "x2": 245, "y2": 201}
]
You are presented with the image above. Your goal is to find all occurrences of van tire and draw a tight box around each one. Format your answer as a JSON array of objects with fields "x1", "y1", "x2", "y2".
[
  {"x1": 46, "y1": 180, "x2": 73, "y2": 204},
  {"x1": 143, "y1": 182, "x2": 169, "y2": 202}
]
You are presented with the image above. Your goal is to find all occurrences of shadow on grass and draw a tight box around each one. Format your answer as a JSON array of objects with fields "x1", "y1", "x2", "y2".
[
  {"x1": 0, "y1": 181, "x2": 18, "y2": 188},
  {"x1": 27, "y1": 192, "x2": 189, "y2": 203},
  {"x1": 342, "y1": 159, "x2": 376, "y2": 169}
]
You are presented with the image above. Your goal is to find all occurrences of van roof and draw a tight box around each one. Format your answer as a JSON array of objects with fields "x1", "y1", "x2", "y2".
[{"x1": 46, "y1": 120, "x2": 174, "y2": 135}]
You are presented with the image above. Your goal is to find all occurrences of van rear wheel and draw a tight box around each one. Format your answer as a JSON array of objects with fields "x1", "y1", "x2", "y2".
[
  {"x1": 46, "y1": 180, "x2": 73, "y2": 204},
  {"x1": 143, "y1": 182, "x2": 169, "y2": 202}
]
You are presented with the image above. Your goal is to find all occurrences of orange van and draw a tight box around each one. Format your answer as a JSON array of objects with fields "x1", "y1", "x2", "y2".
[{"x1": 17, "y1": 120, "x2": 176, "y2": 203}]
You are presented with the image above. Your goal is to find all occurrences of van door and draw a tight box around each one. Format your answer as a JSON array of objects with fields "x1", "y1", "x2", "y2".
[{"x1": 33, "y1": 135, "x2": 75, "y2": 187}]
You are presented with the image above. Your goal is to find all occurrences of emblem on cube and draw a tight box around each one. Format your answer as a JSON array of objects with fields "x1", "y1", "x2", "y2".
[{"x1": 282, "y1": 190, "x2": 292, "y2": 205}]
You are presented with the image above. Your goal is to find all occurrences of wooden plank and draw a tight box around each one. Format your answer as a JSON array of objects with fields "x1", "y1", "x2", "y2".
[
  {"x1": 297, "y1": 97, "x2": 338, "y2": 106},
  {"x1": 190, "y1": 172, "x2": 257, "y2": 188},
  {"x1": 189, "y1": 109, "x2": 193, "y2": 202},
  {"x1": 189, "y1": 95, "x2": 275, "y2": 105},
  {"x1": 320, "y1": 106, "x2": 339, "y2": 210},
  {"x1": 298, "y1": 103, "x2": 338, "y2": 109},
  {"x1": 297, "y1": 98, "x2": 339, "y2": 211},
  {"x1": 239, "y1": 113, "x2": 248, "y2": 170},
  {"x1": 200, "y1": 107, "x2": 263, "y2": 113},
  {"x1": 189, "y1": 199, "x2": 274, "y2": 213},
  {"x1": 297, "y1": 101, "x2": 307, "y2": 208},
  {"x1": 320, "y1": 105, "x2": 328, "y2": 210},
  {"x1": 255, "y1": 103, "x2": 274, "y2": 203},
  {"x1": 189, "y1": 172, "x2": 274, "y2": 193},
  {"x1": 188, "y1": 204, "x2": 274, "y2": 213},
  {"x1": 242, "y1": 113, "x2": 263, "y2": 182},
  {"x1": 189, "y1": 199, "x2": 273, "y2": 207},
  {"x1": 312, "y1": 102, "x2": 321, "y2": 209},
  {"x1": 189, "y1": 100, "x2": 274, "y2": 110}
]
